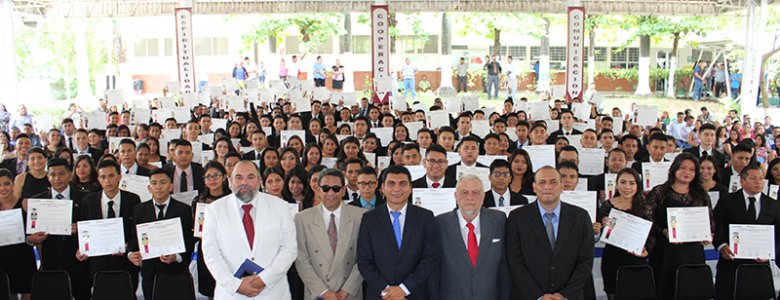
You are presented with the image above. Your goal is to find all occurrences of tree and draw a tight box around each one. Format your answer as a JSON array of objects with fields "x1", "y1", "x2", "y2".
[
  {"x1": 620, "y1": 16, "x2": 659, "y2": 96},
  {"x1": 355, "y1": 12, "x2": 428, "y2": 54},
  {"x1": 242, "y1": 14, "x2": 342, "y2": 54},
  {"x1": 454, "y1": 13, "x2": 545, "y2": 56},
  {"x1": 584, "y1": 15, "x2": 614, "y2": 86},
  {"x1": 651, "y1": 16, "x2": 711, "y2": 98}
]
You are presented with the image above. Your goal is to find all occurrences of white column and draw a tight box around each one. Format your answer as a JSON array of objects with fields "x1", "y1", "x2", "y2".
[
  {"x1": 74, "y1": 18, "x2": 93, "y2": 100},
  {"x1": 741, "y1": 0, "x2": 758, "y2": 117},
  {"x1": 0, "y1": 0, "x2": 18, "y2": 110}
]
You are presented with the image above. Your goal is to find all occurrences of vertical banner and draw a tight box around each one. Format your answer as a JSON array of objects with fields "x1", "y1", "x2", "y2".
[
  {"x1": 175, "y1": 8, "x2": 196, "y2": 94},
  {"x1": 371, "y1": 5, "x2": 390, "y2": 104},
  {"x1": 566, "y1": 7, "x2": 585, "y2": 103}
]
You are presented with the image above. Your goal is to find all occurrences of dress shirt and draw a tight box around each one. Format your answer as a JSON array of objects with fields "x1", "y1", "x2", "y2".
[
  {"x1": 700, "y1": 146, "x2": 713, "y2": 157},
  {"x1": 537, "y1": 201, "x2": 561, "y2": 239},
  {"x1": 386, "y1": 203, "x2": 410, "y2": 295},
  {"x1": 456, "y1": 209, "x2": 481, "y2": 247},
  {"x1": 101, "y1": 191, "x2": 121, "y2": 218},
  {"x1": 491, "y1": 189, "x2": 511, "y2": 207},
  {"x1": 121, "y1": 163, "x2": 138, "y2": 175},
  {"x1": 235, "y1": 194, "x2": 257, "y2": 221},
  {"x1": 360, "y1": 196, "x2": 377, "y2": 209},
  {"x1": 668, "y1": 121, "x2": 686, "y2": 141},
  {"x1": 426, "y1": 177, "x2": 444, "y2": 188},
  {"x1": 51, "y1": 186, "x2": 71, "y2": 199},
  {"x1": 742, "y1": 190, "x2": 761, "y2": 220},
  {"x1": 153, "y1": 197, "x2": 172, "y2": 218},
  {"x1": 173, "y1": 165, "x2": 194, "y2": 193},
  {"x1": 321, "y1": 204, "x2": 342, "y2": 233},
  {"x1": 75, "y1": 147, "x2": 90, "y2": 155},
  {"x1": 346, "y1": 187, "x2": 360, "y2": 203}
]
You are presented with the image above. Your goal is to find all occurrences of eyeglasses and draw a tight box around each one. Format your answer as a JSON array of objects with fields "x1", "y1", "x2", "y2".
[
  {"x1": 204, "y1": 174, "x2": 223, "y2": 181},
  {"x1": 426, "y1": 159, "x2": 448, "y2": 165},
  {"x1": 491, "y1": 171, "x2": 512, "y2": 178},
  {"x1": 320, "y1": 185, "x2": 343, "y2": 193},
  {"x1": 357, "y1": 181, "x2": 378, "y2": 187}
]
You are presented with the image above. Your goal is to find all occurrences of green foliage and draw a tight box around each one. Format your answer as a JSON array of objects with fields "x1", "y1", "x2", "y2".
[
  {"x1": 243, "y1": 14, "x2": 343, "y2": 53},
  {"x1": 453, "y1": 13, "x2": 546, "y2": 40}
]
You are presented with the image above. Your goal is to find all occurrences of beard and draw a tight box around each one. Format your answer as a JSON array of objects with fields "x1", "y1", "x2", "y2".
[{"x1": 235, "y1": 186, "x2": 257, "y2": 203}]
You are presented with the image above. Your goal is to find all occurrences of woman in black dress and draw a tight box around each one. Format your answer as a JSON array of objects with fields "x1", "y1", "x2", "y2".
[
  {"x1": 647, "y1": 152, "x2": 713, "y2": 299},
  {"x1": 71, "y1": 155, "x2": 101, "y2": 194},
  {"x1": 700, "y1": 156, "x2": 727, "y2": 197},
  {"x1": 13, "y1": 148, "x2": 50, "y2": 199},
  {"x1": 192, "y1": 161, "x2": 231, "y2": 299},
  {"x1": 598, "y1": 168, "x2": 655, "y2": 299},
  {"x1": 508, "y1": 149, "x2": 535, "y2": 196},
  {"x1": 0, "y1": 168, "x2": 37, "y2": 300},
  {"x1": 283, "y1": 166, "x2": 313, "y2": 212}
]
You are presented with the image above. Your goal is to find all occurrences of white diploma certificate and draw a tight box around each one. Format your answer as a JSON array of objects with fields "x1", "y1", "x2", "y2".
[
  {"x1": 0, "y1": 209, "x2": 25, "y2": 247},
  {"x1": 524, "y1": 145, "x2": 556, "y2": 172},
  {"x1": 26, "y1": 199, "x2": 73, "y2": 235},
  {"x1": 193, "y1": 203, "x2": 208, "y2": 238},
  {"x1": 172, "y1": 191, "x2": 199, "y2": 206},
  {"x1": 280, "y1": 130, "x2": 306, "y2": 148},
  {"x1": 667, "y1": 206, "x2": 712, "y2": 243},
  {"x1": 412, "y1": 188, "x2": 456, "y2": 216},
  {"x1": 370, "y1": 128, "x2": 394, "y2": 147},
  {"x1": 642, "y1": 162, "x2": 672, "y2": 190},
  {"x1": 321, "y1": 157, "x2": 338, "y2": 169},
  {"x1": 729, "y1": 175, "x2": 741, "y2": 194},
  {"x1": 489, "y1": 205, "x2": 524, "y2": 217},
  {"x1": 406, "y1": 165, "x2": 426, "y2": 181},
  {"x1": 403, "y1": 122, "x2": 424, "y2": 140},
  {"x1": 135, "y1": 217, "x2": 186, "y2": 260},
  {"x1": 477, "y1": 156, "x2": 506, "y2": 168},
  {"x1": 77, "y1": 218, "x2": 126, "y2": 257},
  {"x1": 600, "y1": 209, "x2": 653, "y2": 254},
  {"x1": 770, "y1": 184, "x2": 780, "y2": 200},
  {"x1": 578, "y1": 148, "x2": 605, "y2": 175},
  {"x1": 561, "y1": 191, "x2": 597, "y2": 221},
  {"x1": 528, "y1": 101, "x2": 551, "y2": 120},
  {"x1": 729, "y1": 224, "x2": 776, "y2": 260},
  {"x1": 427, "y1": 111, "x2": 450, "y2": 129},
  {"x1": 471, "y1": 120, "x2": 490, "y2": 138},
  {"x1": 633, "y1": 105, "x2": 659, "y2": 126},
  {"x1": 604, "y1": 174, "x2": 617, "y2": 201},
  {"x1": 120, "y1": 174, "x2": 152, "y2": 202},
  {"x1": 456, "y1": 166, "x2": 491, "y2": 192}
]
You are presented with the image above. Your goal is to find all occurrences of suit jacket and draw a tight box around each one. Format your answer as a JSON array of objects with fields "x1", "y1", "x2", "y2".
[
  {"x1": 719, "y1": 167, "x2": 737, "y2": 190},
  {"x1": 348, "y1": 191, "x2": 385, "y2": 210},
  {"x1": 683, "y1": 146, "x2": 726, "y2": 169},
  {"x1": 295, "y1": 204, "x2": 366, "y2": 300},
  {"x1": 506, "y1": 202, "x2": 595, "y2": 300},
  {"x1": 242, "y1": 148, "x2": 264, "y2": 161},
  {"x1": 630, "y1": 158, "x2": 668, "y2": 175},
  {"x1": 436, "y1": 208, "x2": 510, "y2": 300},
  {"x1": 32, "y1": 187, "x2": 87, "y2": 271},
  {"x1": 201, "y1": 193, "x2": 298, "y2": 300},
  {"x1": 0, "y1": 157, "x2": 25, "y2": 178},
  {"x1": 357, "y1": 204, "x2": 440, "y2": 300},
  {"x1": 547, "y1": 129, "x2": 583, "y2": 144},
  {"x1": 445, "y1": 162, "x2": 488, "y2": 182},
  {"x1": 74, "y1": 147, "x2": 104, "y2": 163},
  {"x1": 80, "y1": 190, "x2": 141, "y2": 277},
  {"x1": 713, "y1": 190, "x2": 780, "y2": 273},
  {"x1": 123, "y1": 163, "x2": 151, "y2": 177},
  {"x1": 164, "y1": 164, "x2": 206, "y2": 194},
  {"x1": 483, "y1": 190, "x2": 529, "y2": 208},
  {"x1": 411, "y1": 176, "x2": 457, "y2": 189},
  {"x1": 129, "y1": 198, "x2": 195, "y2": 278}
]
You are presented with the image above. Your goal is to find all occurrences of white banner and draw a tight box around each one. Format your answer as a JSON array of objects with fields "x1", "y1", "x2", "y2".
[
  {"x1": 371, "y1": 5, "x2": 390, "y2": 103},
  {"x1": 175, "y1": 8, "x2": 196, "y2": 94},
  {"x1": 566, "y1": 7, "x2": 585, "y2": 102}
]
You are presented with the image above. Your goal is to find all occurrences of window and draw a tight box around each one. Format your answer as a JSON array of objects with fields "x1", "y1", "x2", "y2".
[
  {"x1": 352, "y1": 36, "x2": 371, "y2": 54},
  {"x1": 488, "y1": 46, "x2": 508, "y2": 57},
  {"x1": 398, "y1": 35, "x2": 439, "y2": 54},
  {"x1": 164, "y1": 38, "x2": 174, "y2": 56},
  {"x1": 550, "y1": 46, "x2": 567, "y2": 62},
  {"x1": 610, "y1": 47, "x2": 639, "y2": 69},
  {"x1": 584, "y1": 47, "x2": 607, "y2": 62},
  {"x1": 285, "y1": 37, "x2": 334, "y2": 55},
  {"x1": 508, "y1": 46, "x2": 526, "y2": 60},
  {"x1": 194, "y1": 37, "x2": 230, "y2": 56},
  {"x1": 134, "y1": 39, "x2": 159, "y2": 57},
  {"x1": 690, "y1": 49, "x2": 713, "y2": 63},
  {"x1": 530, "y1": 46, "x2": 540, "y2": 61}
]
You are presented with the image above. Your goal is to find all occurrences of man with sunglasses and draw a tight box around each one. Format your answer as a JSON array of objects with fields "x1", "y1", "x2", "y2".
[
  {"x1": 483, "y1": 159, "x2": 529, "y2": 208},
  {"x1": 295, "y1": 168, "x2": 366, "y2": 300},
  {"x1": 349, "y1": 167, "x2": 384, "y2": 211}
]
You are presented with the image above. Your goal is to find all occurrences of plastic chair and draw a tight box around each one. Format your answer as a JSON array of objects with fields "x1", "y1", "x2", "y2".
[
  {"x1": 615, "y1": 265, "x2": 656, "y2": 300},
  {"x1": 734, "y1": 264, "x2": 775, "y2": 300},
  {"x1": 92, "y1": 271, "x2": 135, "y2": 300},
  {"x1": 152, "y1": 272, "x2": 196, "y2": 300},
  {"x1": 30, "y1": 270, "x2": 71, "y2": 300},
  {"x1": 674, "y1": 264, "x2": 715, "y2": 300}
]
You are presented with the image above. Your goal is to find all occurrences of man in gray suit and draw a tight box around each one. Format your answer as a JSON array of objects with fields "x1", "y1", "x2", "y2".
[
  {"x1": 436, "y1": 174, "x2": 510, "y2": 300},
  {"x1": 295, "y1": 168, "x2": 365, "y2": 300}
]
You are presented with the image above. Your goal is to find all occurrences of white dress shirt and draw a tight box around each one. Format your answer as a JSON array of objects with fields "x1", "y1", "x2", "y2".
[
  {"x1": 426, "y1": 177, "x2": 444, "y2": 188},
  {"x1": 173, "y1": 165, "x2": 194, "y2": 193},
  {"x1": 742, "y1": 190, "x2": 761, "y2": 219},
  {"x1": 153, "y1": 197, "x2": 172, "y2": 218},
  {"x1": 51, "y1": 186, "x2": 71, "y2": 199},
  {"x1": 101, "y1": 191, "x2": 121, "y2": 218},
  {"x1": 322, "y1": 204, "x2": 342, "y2": 233},
  {"x1": 456, "y1": 209, "x2": 481, "y2": 247},
  {"x1": 491, "y1": 189, "x2": 511, "y2": 207},
  {"x1": 121, "y1": 163, "x2": 138, "y2": 175}
]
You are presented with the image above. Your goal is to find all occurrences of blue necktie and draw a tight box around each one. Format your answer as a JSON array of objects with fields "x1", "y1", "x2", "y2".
[{"x1": 391, "y1": 211, "x2": 402, "y2": 249}]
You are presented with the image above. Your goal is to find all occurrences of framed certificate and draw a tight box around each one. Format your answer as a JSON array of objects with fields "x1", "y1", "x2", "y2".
[{"x1": 193, "y1": 203, "x2": 208, "y2": 238}]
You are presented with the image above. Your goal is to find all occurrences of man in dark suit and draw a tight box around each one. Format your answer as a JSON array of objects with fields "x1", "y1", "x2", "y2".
[
  {"x1": 29, "y1": 158, "x2": 90, "y2": 300},
  {"x1": 413, "y1": 144, "x2": 456, "y2": 189},
  {"x1": 506, "y1": 166, "x2": 595, "y2": 300},
  {"x1": 0, "y1": 133, "x2": 32, "y2": 177},
  {"x1": 547, "y1": 110, "x2": 582, "y2": 144},
  {"x1": 183, "y1": 120, "x2": 213, "y2": 151},
  {"x1": 127, "y1": 169, "x2": 194, "y2": 299},
  {"x1": 437, "y1": 174, "x2": 510, "y2": 299},
  {"x1": 484, "y1": 159, "x2": 528, "y2": 208},
  {"x1": 719, "y1": 144, "x2": 753, "y2": 190},
  {"x1": 713, "y1": 164, "x2": 780, "y2": 299},
  {"x1": 509, "y1": 121, "x2": 532, "y2": 153},
  {"x1": 588, "y1": 148, "x2": 626, "y2": 202},
  {"x1": 164, "y1": 139, "x2": 205, "y2": 194},
  {"x1": 357, "y1": 165, "x2": 440, "y2": 300},
  {"x1": 73, "y1": 129, "x2": 104, "y2": 162},
  {"x1": 455, "y1": 113, "x2": 479, "y2": 141},
  {"x1": 683, "y1": 123, "x2": 725, "y2": 168},
  {"x1": 349, "y1": 166, "x2": 385, "y2": 210},
  {"x1": 445, "y1": 136, "x2": 488, "y2": 180},
  {"x1": 117, "y1": 138, "x2": 151, "y2": 176},
  {"x1": 342, "y1": 158, "x2": 365, "y2": 202},
  {"x1": 630, "y1": 132, "x2": 668, "y2": 174},
  {"x1": 241, "y1": 130, "x2": 269, "y2": 161},
  {"x1": 76, "y1": 159, "x2": 141, "y2": 290}
]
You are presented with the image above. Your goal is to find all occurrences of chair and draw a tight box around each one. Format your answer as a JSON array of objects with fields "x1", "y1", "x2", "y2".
[
  {"x1": 30, "y1": 270, "x2": 71, "y2": 300},
  {"x1": 675, "y1": 264, "x2": 715, "y2": 300},
  {"x1": 0, "y1": 271, "x2": 10, "y2": 300},
  {"x1": 615, "y1": 265, "x2": 656, "y2": 300},
  {"x1": 734, "y1": 264, "x2": 775, "y2": 300},
  {"x1": 92, "y1": 271, "x2": 135, "y2": 300},
  {"x1": 152, "y1": 272, "x2": 196, "y2": 300}
]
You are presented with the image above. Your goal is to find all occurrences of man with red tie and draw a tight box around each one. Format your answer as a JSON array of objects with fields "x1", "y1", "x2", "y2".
[
  {"x1": 412, "y1": 144, "x2": 456, "y2": 189},
  {"x1": 201, "y1": 160, "x2": 297, "y2": 299},
  {"x1": 436, "y1": 174, "x2": 510, "y2": 299}
]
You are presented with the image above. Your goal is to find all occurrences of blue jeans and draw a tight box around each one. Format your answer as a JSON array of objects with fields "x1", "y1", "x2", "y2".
[
  {"x1": 457, "y1": 76, "x2": 468, "y2": 92},
  {"x1": 693, "y1": 81, "x2": 703, "y2": 101},
  {"x1": 731, "y1": 87, "x2": 739, "y2": 100},
  {"x1": 487, "y1": 75, "x2": 499, "y2": 99},
  {"x1": 403, "y1": 78, "x2": 416, "y2": 98}
]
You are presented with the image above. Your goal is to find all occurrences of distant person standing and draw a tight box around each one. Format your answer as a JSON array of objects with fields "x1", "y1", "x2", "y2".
[
  {"x1": 0, "y1": 103, "x2": 12, "y2": 133},
  {"x1": 232, "y1": 61, "x2": 248, "y2": 89},
  {"x1": 730, "y1": 69, "x2": 741, "y2": 100},
  {"x1": 312, "y1": 56, "x2": 327, "y2": 87},
  {"x1": 288, "y1": 54, "x2": 307, "y2": 80},
  {"x1": 714, "y1": 63, "x2": 726, "y2": 98},
  {"x1": 505, "y1": 55, "x2": 518, "y2": 100},
  {"x1": 484, "y1": 56, "x2": 502, "y2": 100},
  {"x1": 9, "y1": 105, "x2": 33, "y2": 134},
  {"x1": 331, "y1": 59, "x2": 345, "y2": 92},
  {"x1": 692, "y1": 60, "x2": 706, "y2": 101},
  {"x1": 258, "y1": 61, "x2": 267, "y2": 87},
  {"x1": 457, "y1": 57, "x2": 469, "y2": 93},
  {"x1": 280, "y1": 59, "x2": 288, "y2": 80},
  {"x1": 400, "y1": 58, "x2": 418, "y2": 100},
  {"x1": 244, "y1": 57, "x2": 258, "y2": 82}
]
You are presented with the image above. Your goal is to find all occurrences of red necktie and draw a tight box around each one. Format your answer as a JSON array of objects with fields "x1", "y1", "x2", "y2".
[
  {"x1": 466, "y1": 222, "x2": 478, "y2": 267},
  {"x1": 242, "y1": 204, "x2": 254, "y2": 249},
  {"x1": 432, "y1": 182, "x2": 441, "y2": 188}
]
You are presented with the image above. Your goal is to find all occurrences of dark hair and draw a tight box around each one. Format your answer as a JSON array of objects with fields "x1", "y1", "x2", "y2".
[
  {"x1": 699, "y1": 123, "x2": 717, "y2": 134},
  {"x1": 740, "y1": 163, "x2": 762, "y2": 180},
  {"x1": 96, "y1": 159, "x2": 121, "y2": 175},
  {"x1": 149, "y1": 168, "x2": 173, "y2": 181},
  {"x1": 27, "y1": 147, "x2": 47, "y2": 160},
  {"x1": 659, "y1": 152, "x2": 708, "y2": 207},
  {"x1": 620, "y1": 134, "x2": 640, "y2": 145},
  {"x1": 0, "y1": 169, "x2": 13, "y2": 181},
  {"x1": 647, "y1": 132, "x2": 667, "y2": 145},
  {"x1": 262, "y1": 166, "x2": 285, "y2": 184},
  {"x1": 557, "y1": 161, "x2": 579, "y2": 173},
  {"x1": 279, "y1": 147, "x2": 302, "y2": 171},
  {"x1": 302, "y1": 143, "x2": 323, "y2": 167},
  {"x1": 560, "y1": 145, "x2": 579, "y2": 155},
  {"x1": 71, "y1": 155, "x2": 98, "y2": 185},
  {"x1": 47, "y1": 158, "x2": 72, "y2": 172},
  {"x1": 613, "y1": 168, "x2": 646, "y2": 216},
  {"x1": 259, "y1": 147, "x2": 279, "y2": 171},
  {"x1": 175, "y1": 139, "x2": 193, "y2": 149},
  {"x1": 118, "y1": 138, "x2": 136, "y2": 148},
  {"x1": 732, "y1": 144, "x2": 752, "y2": 155},
  {"x1": 425, "y1": 144, "x2": 447, "y2": 158},
  {"x1": 457, "y1": 135, "x2": 481, "y2": 151},
  {"x1": 282, "y1": 166, "x2": 312, "y2": 204},
  {"x1": 489, "y1": 159, "x2": 512, "y2": 177},
  {"x1": 509, "y1": 149, "x2": 534, "y2": 190},
  {"x1": 767, "y1": 158, "x2": 780, "y2": 184},
  {"x1": 358, "y1": 166, "x2": 377, "y2": 177},
  {"x1": 317, "y1": 168, "x2": 346, "y2": 187},
  {"x1": 380, "y1": 165, "x2": 412, "y2": 185}
]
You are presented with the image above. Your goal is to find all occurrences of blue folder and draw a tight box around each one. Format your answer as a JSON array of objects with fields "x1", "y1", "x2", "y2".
[{"x1": 233, "y1": 259, "x2": 264, "y2": 278}]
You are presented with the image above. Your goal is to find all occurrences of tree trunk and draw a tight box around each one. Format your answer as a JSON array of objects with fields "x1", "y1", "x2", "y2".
[
  {"x1": 269, "y1": 34, "x2": 277, "y2": 53},
  {"x1": 342, "y1": 12, "x2": 352, "y2": 53},
  {"x1": 537, "y1": 17, "x2": 551, "y2": 93},
  {"x1": 439, "y1": 12, "x2": 453, "y2": 88},
  {"x1": 666, "y1": 32, "x2": 680, "y2": 98},
  {"x1": 634, "y1": 34, "x2": 652, "y2": 96},
  {"x1": 493, "y1": 28, "x2": 501, "y2": 56},
  {"x1": 587, "y1": 25, "x2": 596, "y2": 86},
  {"x1": 389, "y1": 13, "x2": 397, "y2": 54},
  {"x1": 74, "y1": 18, "x2": 92, "y2": 99}
]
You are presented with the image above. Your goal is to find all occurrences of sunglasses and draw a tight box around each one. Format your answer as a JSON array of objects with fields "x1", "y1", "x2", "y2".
[{"x1": 320, "y1": 185, "x2": 343, "y2": 193}]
